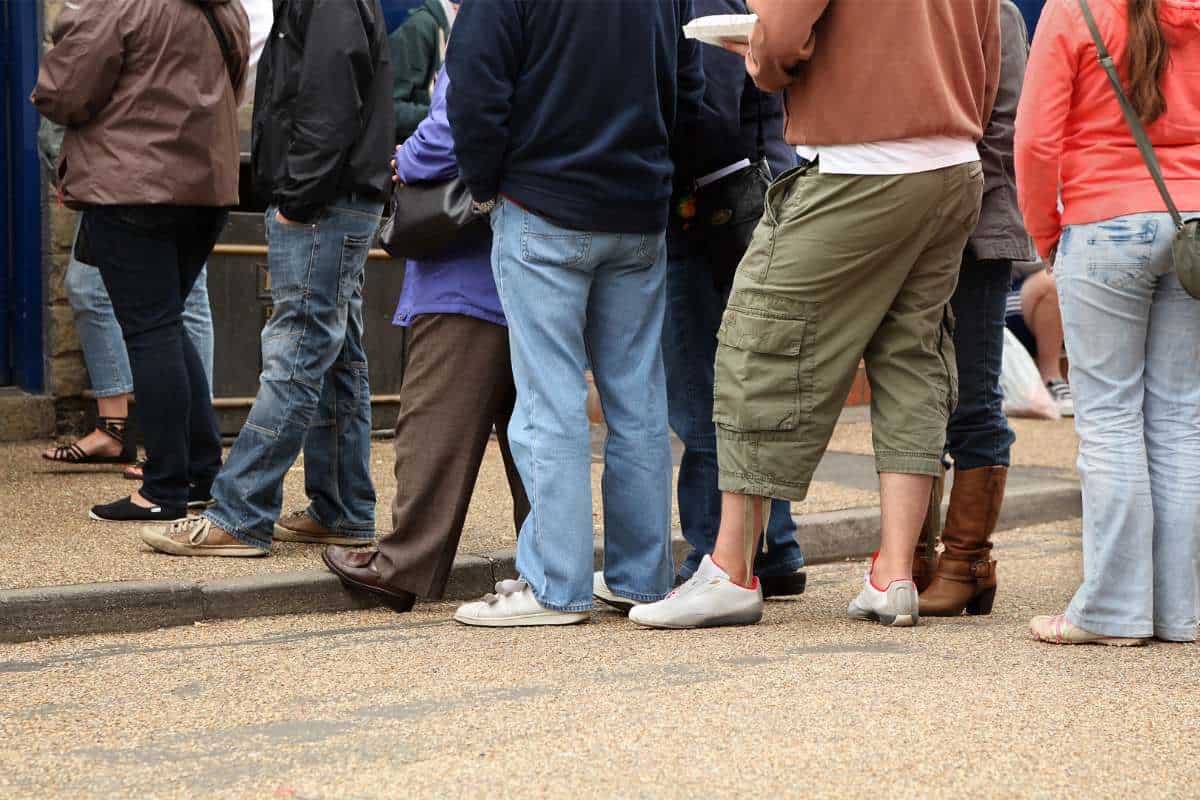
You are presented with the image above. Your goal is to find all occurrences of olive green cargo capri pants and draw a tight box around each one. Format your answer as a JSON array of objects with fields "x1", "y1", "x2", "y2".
[{"x1": 715, "y1": 161, "x2": 984, "y2": 501}]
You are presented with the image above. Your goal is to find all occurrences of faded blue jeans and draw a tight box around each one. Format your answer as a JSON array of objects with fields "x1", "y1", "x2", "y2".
[
  {"x1": 66, "y1": 223, "x2": 214, "y2": 396},
  {"x1": 1057, "y1": 212, "x2": 1200, "y2": 642},
  {"x1": 662, "y1": 245, "x2": 805, "y2": 580},
  {"x1": 207, "y1": 200, "x2": 383, "y2": 548},
  {"x1": 491, "y1": 198, "x2": 674, "y2": 612}
]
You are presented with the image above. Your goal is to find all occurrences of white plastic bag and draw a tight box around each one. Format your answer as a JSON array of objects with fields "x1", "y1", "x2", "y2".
[{"x1": 1000, "y1": 328, "x2": 1061, "y2": 420}]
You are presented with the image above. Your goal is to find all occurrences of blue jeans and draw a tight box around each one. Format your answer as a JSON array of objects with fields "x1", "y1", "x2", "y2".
[
  {"x1": 491, "y1": 198, "x2": 674, "y2": 612},
  {"x1": 66, "y1": 223, "x2": 215, "y2": 397},
  {"x1": 1057, "y1": 212, "x2": 1200, "y2": 642},
  {"x1": 662, "y1": 247, "x2": 805, "y2": 579},
  {"x1": 207, "y1": 200, "x2": 382, "y2": 548},
  {"x1": 945, "y1": 250, "x2": 1015, "y2": 469}
]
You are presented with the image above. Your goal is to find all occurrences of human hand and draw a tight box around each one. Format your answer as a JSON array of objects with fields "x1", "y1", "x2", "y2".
[
  {"x1": 391, "y1": 159, "x2": 403, "y2": 185},
  {"x1": 720, "y1": 39, "x2": 750, "y2": 57}
]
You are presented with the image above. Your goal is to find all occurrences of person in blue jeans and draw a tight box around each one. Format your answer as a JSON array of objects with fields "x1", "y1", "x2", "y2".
[
  {"x1": 141, "y1": 0, "x2": 395, "y2": 557},
  {"x1": 44, "y1": 229, "x2": 215, "y2": 477},
  {"x1": 445, "y1": 0, "x2": 704, "y2": 626},
  {"x1": 662, "y1": 0, "x2": 805, "y2": 597}
]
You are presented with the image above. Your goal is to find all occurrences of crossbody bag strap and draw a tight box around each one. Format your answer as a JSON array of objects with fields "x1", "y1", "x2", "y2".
[
  {"x1": 201, "y1": 5, "x2": 238, "y2": 86},
  {"x1": 1077, "y1": 0, "x2": 1184, "y2": 230}
]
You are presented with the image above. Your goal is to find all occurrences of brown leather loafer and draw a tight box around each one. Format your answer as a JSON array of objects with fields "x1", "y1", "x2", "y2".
[
  {"x1": 274, "y1": 510, "x2": 375, "y2": 546},
  {"x1": 322, "y1": 545, "x2": 416, "y2": 612}
]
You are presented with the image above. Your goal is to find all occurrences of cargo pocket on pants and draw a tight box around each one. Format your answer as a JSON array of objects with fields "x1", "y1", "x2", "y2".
[{"x1": 713, "y1": 306, "x2": 807, "y2": 433}]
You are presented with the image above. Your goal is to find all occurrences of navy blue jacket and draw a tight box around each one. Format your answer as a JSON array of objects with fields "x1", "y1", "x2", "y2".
[
  {"x1": 674, "y1": 0, "x2": 793, "y2": 187},
  {"x1": 446, "y1": 0, "x2": 704, "y2": 234}
]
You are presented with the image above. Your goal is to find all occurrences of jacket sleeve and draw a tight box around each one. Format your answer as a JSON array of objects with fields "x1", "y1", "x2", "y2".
[
  {"x1": 396, "y1": 68, "x2": 459, "y2": 184},
  {"x1": 445, "y1": 0, "x2": 523, "y2": 203},
  {"x1": 221, "y1": 0, "x2": 252, "y2": 107},
  {"x1": 1015, "y1": 0, "x2": 1078, "y2": 259},
  {"x1": 389, "y1": 15, "x2": 438, "y2": 140},
  {"x1": 671, "y1": 0, "x2": 707, "y2": 186},
  {"x1": 979, "y1": 2, "x2": 1028, "y2": 195},
  {"x1": 979, "y1": 0, "x2": 1003, "y2": 136},
  {"x1": 30, "y1": 0, "x2": 125, "y2": 126},
  {"x1": 276, "y1": 0, "x2": 377, "y2": 222},
  {"x1": 744, "y1": 0, "x2": 828, "y2": 92}
]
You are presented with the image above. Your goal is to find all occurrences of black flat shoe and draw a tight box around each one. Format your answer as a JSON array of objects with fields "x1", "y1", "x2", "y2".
[
  {"x1": 89, "y1": 496, "x2": 187, "y2": 523},
  {"x1": 761, "y1": 569, "x2": 807, "y2": 599},
  {"x1": 187, "y1": 485, "x2": 215, "y2": 510}
]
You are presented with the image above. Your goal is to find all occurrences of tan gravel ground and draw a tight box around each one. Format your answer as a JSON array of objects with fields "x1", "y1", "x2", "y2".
[
  {"x1": 1, "y1": 519, "x2": 1195, "y2": 799},
  {"x1": 827, "y1": 416, "x2": 1080, "y2": 476},
  {"x1": 0, "y1": 439, "x2": 877, "y2": 590}
]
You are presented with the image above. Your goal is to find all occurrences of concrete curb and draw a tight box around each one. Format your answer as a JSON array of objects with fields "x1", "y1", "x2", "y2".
[{"x1": 0, "y1": 482, "x2": 1082, "y2": 643}]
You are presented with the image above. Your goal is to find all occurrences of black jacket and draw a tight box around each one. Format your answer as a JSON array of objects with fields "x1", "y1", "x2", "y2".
[{"x1": 251, "y1": 0, "x2": 393, "y2": 222}]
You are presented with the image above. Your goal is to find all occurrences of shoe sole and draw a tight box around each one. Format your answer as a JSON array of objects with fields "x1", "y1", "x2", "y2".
[
  {"x1": 1031, "y1": 633, "x2": 1148, "y2": 647},
  {"x1": 273, "y1": 524, "x2": 375, "y2": 546},
  {"x1": 139, "y1": 530, "x2": 268, "y2": 558},
  {"x1": 453, "y1": 612, "x2": 589, "y2": 627},
  {"x1": 187, "y1": 499, "x2": 215, "y2": 510},
  {"x1": 848, "y1": 608, "x2": 920, "y2": 628},
  {"x1": 90, "y1": 511, "x2": 188, "y2": 524},
  {"x1": 320, "y1": 551, "x2": 416, "y2": 613},
  {"x1": 593, "y1": 593, "x2": 639, "y2": 614},
  {"x1": 630, "y1": 610, "x2": 764, "y2": 630}
]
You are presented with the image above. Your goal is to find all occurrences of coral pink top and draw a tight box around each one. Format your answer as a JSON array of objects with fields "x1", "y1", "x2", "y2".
[{"x1": 1015, "y1": 0, "x2": 1200, "y2": 258}]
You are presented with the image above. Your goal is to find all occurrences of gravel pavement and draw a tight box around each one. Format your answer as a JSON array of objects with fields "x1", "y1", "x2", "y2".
[{"x1": 2, "y1": 520, "x2": 1194, "y2": 799}]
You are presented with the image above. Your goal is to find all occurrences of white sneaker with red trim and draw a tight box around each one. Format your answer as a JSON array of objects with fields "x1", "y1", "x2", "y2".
[
  {"x1": 628, "y1": 555, "x2": 763, "y2": 629},
  {"x1": 848, "y1": 562, "x2": 920, "y2": 628}
]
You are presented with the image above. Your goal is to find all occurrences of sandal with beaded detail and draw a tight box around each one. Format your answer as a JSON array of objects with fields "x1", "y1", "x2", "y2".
[{"x1": 42, "y1": 416, "x2": 138, "y2": 465}]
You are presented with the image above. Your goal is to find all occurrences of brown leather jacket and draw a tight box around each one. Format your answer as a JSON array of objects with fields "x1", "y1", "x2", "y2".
[{"x1": 32, "y1": 0, "x2": 249, "y2": 209}]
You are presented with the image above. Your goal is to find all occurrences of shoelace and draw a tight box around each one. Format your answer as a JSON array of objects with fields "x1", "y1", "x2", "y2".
[
  {"x1": 166, "y1": 516, "x2": 211, "y2": 544},
  {"x1": 483, "y1": 578, "x2": 527, "y2": 605}
]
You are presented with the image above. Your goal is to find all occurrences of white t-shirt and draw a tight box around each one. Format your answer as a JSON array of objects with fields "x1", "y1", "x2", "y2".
[
  {"x1": 238, "y1": 0, "x2": 274, "y2": 108},
  {"x1": 795, "y1": 136, "x2": 979, "y2": 176}
]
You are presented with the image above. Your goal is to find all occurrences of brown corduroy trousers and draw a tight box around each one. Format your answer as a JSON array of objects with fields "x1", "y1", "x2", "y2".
[{"x1": 375, "y1": 313, "x2": 529, "y2": 598}]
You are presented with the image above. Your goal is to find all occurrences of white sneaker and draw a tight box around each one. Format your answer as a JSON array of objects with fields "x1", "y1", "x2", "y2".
[
  {"x1": 453, "y1": 579, "x2": 590, "y2": 627},
  {"x1": 848, "y1": 561, "x2": 919, "y2": 627},
  {"x1": 628, "y1": 555, "x2": 763, "y2": 629},
  {"x1": 593, "y1": 572, "x2": 647, "y2": 613},
  {"x1": 1046, "y1": 380, "x2": 1074, "y2": 417}
]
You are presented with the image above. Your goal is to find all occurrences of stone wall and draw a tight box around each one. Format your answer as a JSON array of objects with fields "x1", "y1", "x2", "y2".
[{"x1": 41, "y1": 0, "x2": 93, "y2": 431}]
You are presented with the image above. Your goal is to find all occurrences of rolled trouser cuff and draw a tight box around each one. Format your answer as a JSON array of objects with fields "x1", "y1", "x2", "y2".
[
  {"x1": 875, "y1": 450, "x2": 946, "y2": 477},
  {"x1": 717, "y1": 468, "x2": 810, "y2": 503}
]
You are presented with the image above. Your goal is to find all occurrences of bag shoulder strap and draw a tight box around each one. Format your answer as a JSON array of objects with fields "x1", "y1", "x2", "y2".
[
  {"x1": 201, "y1": 5, "x2": 238, "y2": 87},
  {"x1": 1077, "y1": 0, "x2": 1183, "y2": 230}
]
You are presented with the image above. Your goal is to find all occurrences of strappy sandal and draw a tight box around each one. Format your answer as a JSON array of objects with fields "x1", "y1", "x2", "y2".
[
  {"x1": 42, "y1": 416, "x2": 138, "y2": 465},
  {"x1": 123, "y1": 458, "x2": 147, "y2": 481}
]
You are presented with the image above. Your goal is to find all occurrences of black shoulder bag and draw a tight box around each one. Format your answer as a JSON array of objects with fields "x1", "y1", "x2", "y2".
[
  {"x1": 1078, "y1": 0, "x2": 1200, "y2": 297},
  {"x1": 379, "y1": 177, "x2": 490, "y2": 260}
]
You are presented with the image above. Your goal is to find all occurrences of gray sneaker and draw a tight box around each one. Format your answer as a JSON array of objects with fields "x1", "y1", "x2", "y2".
[
  {"x1": 628, "y1": 555, "x2": 763, "y2": 629},
  {"x1": 848, "y1": 568, "x2": 919, "y2": 627},
  {"x1": 592, "y1": 572, "x2": 646, "y2": 613}
]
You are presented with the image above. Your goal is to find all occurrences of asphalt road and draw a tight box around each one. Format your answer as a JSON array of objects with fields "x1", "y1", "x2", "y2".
[{"x1": 2, "y1": 520, "x2": 1196, "y2": 799}]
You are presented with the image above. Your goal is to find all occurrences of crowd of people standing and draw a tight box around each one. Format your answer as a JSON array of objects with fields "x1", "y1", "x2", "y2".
[{"x1": 32, "y1": 0, "x2": 1200, "y2": 646}]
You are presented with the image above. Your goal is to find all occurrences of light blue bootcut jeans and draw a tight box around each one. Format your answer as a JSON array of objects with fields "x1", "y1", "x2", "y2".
[
  {"x1": 490, "y1": 198, "x2": 675, "y2": 612},
  {"x1": 66, "y1": 224, "x2": 215, "y2": 395},
  {"x1": 662, "y1": 248, "x2": 804, "y2": 580},
  {"x1": 207, "y1": 200, "x2": 383, "y2": 548},
  {"x1": 1056, "y1": 212, "x2": 1200, "y2": 642}
]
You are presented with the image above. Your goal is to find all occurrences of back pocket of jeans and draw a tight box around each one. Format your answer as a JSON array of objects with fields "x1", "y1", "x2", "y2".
[
  {"x1": 521, "y1": 211, "x2": 590, "y2": 267},
  {"x1": 713, "y1": 306, "x2": 806, "y2": 433}
]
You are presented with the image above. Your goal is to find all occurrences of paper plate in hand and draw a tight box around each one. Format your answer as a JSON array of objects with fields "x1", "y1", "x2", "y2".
[{"x1": 683, "y1": 14, "x2": 757, "y2": 47}]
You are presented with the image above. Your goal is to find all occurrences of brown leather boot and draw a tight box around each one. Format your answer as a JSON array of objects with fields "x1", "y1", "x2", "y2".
[
  {"x1": 912, "y1": 466, "x2": 945, "y2": 593},
  {"x1": 920, "y1": 466, "x2": 1007, "y2": 616}
]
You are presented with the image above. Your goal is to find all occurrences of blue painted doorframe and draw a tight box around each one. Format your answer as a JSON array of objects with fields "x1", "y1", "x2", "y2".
[{"x1": 2, "y1": 0, "x2": 45, "y2": 391}]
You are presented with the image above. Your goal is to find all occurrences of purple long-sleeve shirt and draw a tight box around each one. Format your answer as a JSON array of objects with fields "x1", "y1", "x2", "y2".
[{"x1": 392, "y1": 68, "x2": 505, "y2": 328}]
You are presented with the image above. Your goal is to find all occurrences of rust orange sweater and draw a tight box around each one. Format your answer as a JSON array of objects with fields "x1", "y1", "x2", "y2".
[{"x1": 745, "y1": 0, "x2": 1001, "y2": 148}]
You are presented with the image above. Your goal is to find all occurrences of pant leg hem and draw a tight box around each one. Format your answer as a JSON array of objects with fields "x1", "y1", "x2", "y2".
[
  {"x1": 1066, "y1": 610, "x2": 1153, "y2": 639},
  {"x1": 203, "y1": 510, "x2": 273, "y2": 550},
  {"x1": 875, "y1": 451, "x2": 944, "y2": 476},
  {"x1": 527, "y1": 592, "x2": 595, "y2": 614},
  {"x1": 606, "y1": 588, "x2": 671, "y2": 603},
  {"x1": 1153, "y1": 625, "x2": 1197, "y2": 643},
  {"x1": 304, "y1": 504, "x2": 375, "y2": 538},
  {"x1": 717, "y1": 470, "x2": 810, "y2": 503},
  {"x1": 756, "y1": 555, "x2": 806, "y2": 576},
  {"x1": 91, "y1": 385, "x2": 135, "y2": 399}
]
